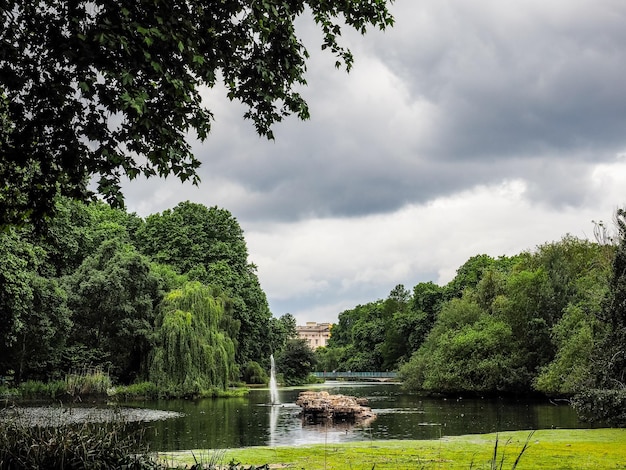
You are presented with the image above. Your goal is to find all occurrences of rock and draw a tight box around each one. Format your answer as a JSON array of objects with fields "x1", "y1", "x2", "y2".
[{"x1": 295, "y1": 391, "x2": 376, "y2": 423}]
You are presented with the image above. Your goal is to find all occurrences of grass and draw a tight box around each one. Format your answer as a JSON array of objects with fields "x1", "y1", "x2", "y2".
[{"x1": 157, "y1": 429, "x2": 626, "y2": 469}]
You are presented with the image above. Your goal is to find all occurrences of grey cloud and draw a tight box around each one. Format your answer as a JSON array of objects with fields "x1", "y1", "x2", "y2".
[
  {"x1": 375, "y1": 1, "x2": 626, "y2": 161},
  {"x1": 125, "y1": 1, "x2": 626, "y2": 221}
]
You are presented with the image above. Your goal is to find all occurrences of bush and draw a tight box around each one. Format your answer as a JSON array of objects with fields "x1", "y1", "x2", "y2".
[
  {"x1": 0, "y1": 385, "x2": 18, "y2": 400},
  {"x1": 18, "y1": 380, "x2": 67, "y2": 400},
  {"x1": 110, "y1": 381, "x2": 159, "y2": 400},
  {"x1": 571, "y1": 388, "x2": 626, "y2": 426},
  {"x1": 241, "y1": 361, "x2": 268, "y2": 385}
]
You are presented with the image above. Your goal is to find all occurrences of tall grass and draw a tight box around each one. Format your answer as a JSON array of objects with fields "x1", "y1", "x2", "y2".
[
  {"x1": 65, "y1": 367, "x2": 112, "y2": 397},
  {"x1": 8, "y1": 368, "x2": 112, "y2": 401},
  {"x1": 0, "y1": 417, "x2": 161, "y2": 469},
  {"x1": 18, "y1": 379, "x2": 67, "y2": 400}
]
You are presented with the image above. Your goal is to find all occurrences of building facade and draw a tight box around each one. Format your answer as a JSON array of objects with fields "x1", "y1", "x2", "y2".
[{"x1": 296, "y1": 322, "x2": 331, "y2": 349}]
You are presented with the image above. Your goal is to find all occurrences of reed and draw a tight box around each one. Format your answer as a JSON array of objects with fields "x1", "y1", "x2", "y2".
[
  {"x1": 0, "y1": 414, "x2": 161, "y2": 469},
  {"x1": 473, "y1": 430, "x2": 533, "y2": 470},
  {"x1": 65, "y1": 367, "x2": 112, "y2": 397},
  {"x1": 18, "y1": 379, "x2": 66, "y2": 400}
]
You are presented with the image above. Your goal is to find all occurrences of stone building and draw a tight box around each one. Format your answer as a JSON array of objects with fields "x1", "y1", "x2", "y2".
[{"x1": 296, "y1": 322, "x2": 331, "y2": 349}]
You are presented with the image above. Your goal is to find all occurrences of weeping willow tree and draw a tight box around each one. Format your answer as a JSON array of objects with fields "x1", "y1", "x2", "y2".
[{"x1": 149, "y1": 281, "x2": 236, "y2": 395}]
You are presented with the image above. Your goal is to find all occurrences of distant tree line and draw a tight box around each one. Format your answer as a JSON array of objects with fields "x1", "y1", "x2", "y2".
[
  {"x1": 0, "y1": 198, "x2": 297, "y2": 396},
  {"x1": 316, "y1": 208, "x2": 626, "y2": 425}
]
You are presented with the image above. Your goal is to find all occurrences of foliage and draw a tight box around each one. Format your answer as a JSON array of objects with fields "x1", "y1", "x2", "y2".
[
  {"x1": 573, "y1": 208, "x2": 626, "y2": 424},
  {"x1": 10, "y1": 276, "x2": 71, "y2": 383},
  {"x1": 400, "y1": 237, "x2": 614, "y2": 395},
  {"x1": 136, "y1": 202, "x2": 270, "y2": 366},
  {"x1": 268, "y1": 313, "x2": 297, "y2": 358},
  {"x1": 400, "y1": 299, "x2": 514, "y2": 393},
  {"x1": 0, "y1": 231, "x2": 36, "y2": 355},
  {"x1": 109, "y1": 381, "x2": 160, "y2": 400},
  {"x1": 0, "y1": 229, "x2": 74, "y2": 383},
  {"x1": 63, "y1": 239, "x2": 160, "y2": 382},
  {"x1": 17, "y1": 380, "x2": 66, "y2": 400},
  {"x1": 534, "y1": 303, "x2": 600, "y2": 395},
  {"x1": 276, "y1": 338, "x2": 316, "y2": 385},
  {"x1": 327, "y1": 299, "x2": 387, "y2": 371},
  {"x1": 149, "y1": 281, "x2": 236, "y2": 395},
  {"x1": 65, "y1": 368, "x2": 113, "y2": 397},
  {"x1": 324, "y1": 282, "x2": 448, "y2": 373},
  {"x1": 136, "y1": 202, "x2": 248, "y2": 274},
  {"x1": 445, "y1": 254, "x2": 506, "y2": 300},
  {"x1": 571, "y1": 388, "x2": 626, "y2": 426},
  {"x1": 0, "y1": 0, "x2": 394, "y2": 228},
  {"x1": 491, "y1": 268, "x2": 555, "y2": 388},
  {"x1": 314, "y1": 346, "x2": 346, "y2": 373},
  {"x1": 0, "y1": 198, "x2": 273, "y2": 390},
  {"x1": 13, "y1": 369, "x2": 111, "y2": 400},
  {"x1": 241, "y1": 361, "x2": 268, "y2": 385},
  {"x1": 590, "y1": 208, "x2": 626, "y2": 388}
]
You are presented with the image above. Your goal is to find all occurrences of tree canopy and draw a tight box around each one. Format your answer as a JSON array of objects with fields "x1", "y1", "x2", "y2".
[
  {"x1": 0, "y1": 198, "x2": 287, "y2": 392},
  {"x1": 0, "y1": 0, "x2": 394, "y2": 228}
]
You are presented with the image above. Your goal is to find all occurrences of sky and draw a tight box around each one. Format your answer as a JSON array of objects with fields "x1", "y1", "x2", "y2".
[{"x1": 121, "y1": 0, "x2": 626, "y2": 326}]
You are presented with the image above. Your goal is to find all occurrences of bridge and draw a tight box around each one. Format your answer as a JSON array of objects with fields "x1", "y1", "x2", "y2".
[{"x1": 312, "y1": 371, "x2": 398, "y2": 381}]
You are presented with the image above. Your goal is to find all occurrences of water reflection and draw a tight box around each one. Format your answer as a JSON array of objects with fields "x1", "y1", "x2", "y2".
[
  {"x1": 269, "y1": 404, "x2": 279, "y2": 447},
  {"x1": 133, "y1": 382, "x2": 586, "y2": 451}
]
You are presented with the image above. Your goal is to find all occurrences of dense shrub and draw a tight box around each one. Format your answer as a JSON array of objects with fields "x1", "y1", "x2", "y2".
[
  {"x1": 241, "y1": 361, "x2": 268, "y2": 385},
  {"x1": 571, "y1": 388, "x2": 626, "y2": 426},
  {"x1": 109, "y1": 381, "x2": 160, "y2": 400}
]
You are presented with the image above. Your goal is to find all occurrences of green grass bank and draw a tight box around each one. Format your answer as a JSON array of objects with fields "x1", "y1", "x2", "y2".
[{"x1": 157, "y1": 429, "x2": 626, "y2": 469}]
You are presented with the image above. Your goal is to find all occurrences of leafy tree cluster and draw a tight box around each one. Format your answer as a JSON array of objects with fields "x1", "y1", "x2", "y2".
[
  {"x1": 276, "y1": 338, "x2": 317, "y2": 386},
  {"x1": 318, "y1": 234, "x2": 618, "y2": 401},
  {"x1": 0, "y1": 198, "x2": 294, "y2": 395},
  {"x1": 316, "y1": 281, "x2": 446, "y2": 372}
]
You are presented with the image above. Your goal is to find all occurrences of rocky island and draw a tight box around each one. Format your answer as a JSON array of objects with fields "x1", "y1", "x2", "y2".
[{"x1": 296, "y1": 390, "x2": 376, "y2": 423}]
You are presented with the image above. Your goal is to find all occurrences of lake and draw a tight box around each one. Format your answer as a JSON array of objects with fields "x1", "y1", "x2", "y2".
[{"x1": 127, "y1": 381, "x2": 585, "y2": 451}]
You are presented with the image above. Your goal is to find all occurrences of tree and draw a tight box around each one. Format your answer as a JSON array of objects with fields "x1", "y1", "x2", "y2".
[
  {"x1": 10, "y1": 276, "x2": 72, "y2": 383},
  {"x1": 571, "y1": 209, "x2": 626, "y2": 425},
  {"x1": 136, "y1": 202, "x2": 249, "y2": 274},
  {"x1": 63, "y1": 239, "x2": 160, "y2": 382},
  {"x1": 149, "y1": 281, "x2": 237, "y2": 394},
  {"x1": 0, "y1": 231, "x2": 35, "y2": 357},
  {"x1": 327, "y1": 301, "x2": 387, "y2": 371},
  {"x1": 534, "y1": 303, "x2": 599, "y2": 395},
  {"x1": 0, "y1": 0, "x2": 394, "y2": 228},
  {"x1": 412, "y1": 281, "x2": 445, "y2": 319},
  {"x1": 491, "y1": 268, "x2": 555, "y2": 388},
  {"x1": 444, "y1": 254, "x2": 496, "y2": 299},
  {"x1": 399, "y1": 297, "x2": 514, "y2": 393},
  {"x1": 589, "y1": 208, "x2": 626, "y2": 388},
  {"x1": 276, "y1": 338, "x2": 316, "y2": 385},
  {"x1": 314, "y1": 345, "x2": 344, "y2": 373},
  {"x1": 135, "y1": 202, "x2": 271, "y2": 365},
  {"x1": 268, "y1": 313, "x2": 297, "y2": 357}
]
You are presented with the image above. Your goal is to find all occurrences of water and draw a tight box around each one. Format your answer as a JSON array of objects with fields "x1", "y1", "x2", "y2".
[{"x1": 130, "y1": 382, "x2": 586, "y2": 451}]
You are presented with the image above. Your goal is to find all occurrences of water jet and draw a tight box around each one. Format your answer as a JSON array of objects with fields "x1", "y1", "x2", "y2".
[{"x1": 269, "y1": 354, "x2": 279, "y2": 405}]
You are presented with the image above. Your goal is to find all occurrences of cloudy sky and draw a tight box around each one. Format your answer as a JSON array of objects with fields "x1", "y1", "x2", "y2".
[{"x1": 122, "y1": 0, "x2": 626, "y2": 326}]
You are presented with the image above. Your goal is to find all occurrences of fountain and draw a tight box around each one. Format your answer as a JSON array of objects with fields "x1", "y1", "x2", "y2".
[{"x1": 269, "y1": 354, "x2": 279, "y2": 405}]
